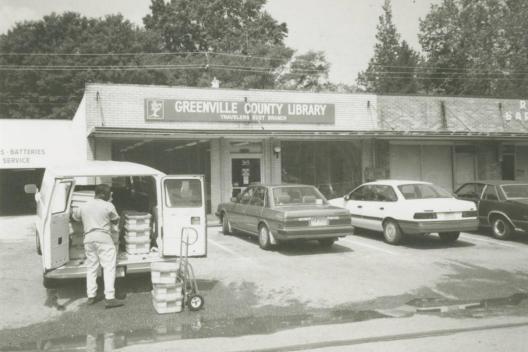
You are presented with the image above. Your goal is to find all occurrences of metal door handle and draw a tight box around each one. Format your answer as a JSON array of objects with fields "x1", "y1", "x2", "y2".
[
  {"x1": 357, "y1": 205, "x2": 362, "y2": 208},
  {"x1": 379, "y1": 207, "x2": 384, "y2": 210}
]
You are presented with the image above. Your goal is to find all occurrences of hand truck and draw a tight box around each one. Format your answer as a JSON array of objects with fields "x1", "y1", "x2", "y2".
[{"x1": 177, "y1": 227, "x2": 204, "y2": 311}]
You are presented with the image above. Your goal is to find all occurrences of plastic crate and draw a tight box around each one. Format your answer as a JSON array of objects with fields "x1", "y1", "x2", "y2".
[
  {"x1": 151, "y1": 262, "x2": 179, "y2": 284},
  {"x1": 152, "y1": 283, "x2": 183, "y2": 302},
  {"x1": 124, "y1": 234, "x2": 150, "y2": 244},
  {"x1": 152, "y1": 297, "x2": 183, "y2": 314},
  {"x1": 124, "y1": 223, "x2": 151, "y2": 232},
  {"x1": 125, "y1": 242, "x2": 150, "y2": 255},
  {"x1": 123, "y1": 211, "x2": 152, "y2": 226}
]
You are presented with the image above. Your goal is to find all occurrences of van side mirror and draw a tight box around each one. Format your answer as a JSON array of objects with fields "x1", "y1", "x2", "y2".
[{"x1": 24, "y1": 184, "x2": 38, "y2": 194}]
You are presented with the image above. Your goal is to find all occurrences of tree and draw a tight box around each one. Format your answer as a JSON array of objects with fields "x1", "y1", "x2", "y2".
[
  {"x1": 0, "y1": 12, "x2": 166, "y2": 119},
  {"x1": 277, "y1": 51, "x2": 332, "y2": 92},
  {"x1": 357, "y1": 0, "x2": 420, "y2": 94},
  {"x1": 418, "y1": 0, "x2": 526, "y2": 97},
  {"x1": 143, "y1": 0, "x2": 293, "y2": 89}
]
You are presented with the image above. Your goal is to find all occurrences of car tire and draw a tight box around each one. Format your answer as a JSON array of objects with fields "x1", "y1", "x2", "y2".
[
  {"x1": 439, "y1": 231, "x2": 460, "y2": 243},
  {"x1": 221, "y1": 213, "x2": 232, "y2": 235},
  {"x1": 491, "y1": 216, "x2": 513, "y2": 240},
  {"x1": 36, "y1": 231, "x2": 42, "y2": 256},
  {"x1": 258, "y1": 224, "x2": 272, "y2": 250},
  {"x1": 383, "y1": 220, "x2": 403, "y2": 245},
  {"x1": 318, "y1": 238, "x2": 336, "y2": 247}
]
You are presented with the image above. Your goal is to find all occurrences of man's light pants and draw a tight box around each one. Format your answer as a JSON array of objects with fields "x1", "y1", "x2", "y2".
[{"x1": 84, "y1": 241, "x2": 116, "y2": 300}]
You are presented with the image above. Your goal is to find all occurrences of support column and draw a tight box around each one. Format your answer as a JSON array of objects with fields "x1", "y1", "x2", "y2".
[{"x1": 210, "y1": 139, "x2": 221, "y2": 214}]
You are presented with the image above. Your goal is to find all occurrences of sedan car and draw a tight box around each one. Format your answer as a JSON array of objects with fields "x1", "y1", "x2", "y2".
[
  {"x1": 329, "y1": 180, "x2": 479, "y2": 245},
  {"x1": 455, "y1": 180, "x2": 528, "y2": 240},
  {"x1": 216, "y1": 184, "x2": 354, "y2": 250}
]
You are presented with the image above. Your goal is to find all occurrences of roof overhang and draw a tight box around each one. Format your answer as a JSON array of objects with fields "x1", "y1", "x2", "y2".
[{"x1": 88, "y1": 127, "x2": 528, "y2": 141}]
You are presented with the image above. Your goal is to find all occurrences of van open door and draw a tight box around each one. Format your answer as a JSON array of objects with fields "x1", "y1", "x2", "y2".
[
  {"x1": 43, "y1": 178, "x2": 75, "y2": 270},
  {"x1": 161, "y1": 176, "x2": 207, "y2": 257}
]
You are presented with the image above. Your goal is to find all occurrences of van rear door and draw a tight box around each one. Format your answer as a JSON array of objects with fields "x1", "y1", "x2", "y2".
[
  {"x1": 160, "y1": 176, "x2": 207, "y2": 257},
  {"x1": 43, "y1": 178, "x2": 75, "y2": 270}
]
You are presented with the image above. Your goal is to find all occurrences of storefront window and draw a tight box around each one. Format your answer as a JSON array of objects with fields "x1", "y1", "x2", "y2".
[{"x1": 281, "y1": 141, "x2": 362, "y2": 199}]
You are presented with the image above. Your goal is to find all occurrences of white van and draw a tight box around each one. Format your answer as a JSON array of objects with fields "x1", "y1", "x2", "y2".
[{"x1": 25, "y1": 161, "x2": 207, "y2": 287}]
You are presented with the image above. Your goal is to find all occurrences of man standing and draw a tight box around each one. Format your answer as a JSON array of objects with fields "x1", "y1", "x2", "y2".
[{"x1": 72, "y1": 184, "x2": 124, "y2": 308}]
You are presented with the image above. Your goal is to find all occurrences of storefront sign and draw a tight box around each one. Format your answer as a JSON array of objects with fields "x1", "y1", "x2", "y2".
[
  {"x1": 145, "y1": 99, "x2": 335, "y2": 124},
  {"x1": 0, "y1": 148, "x2": 46, "y2": 167},
  {"x1": 503, "y1": 100, "x2": 528, "y2": 122}
]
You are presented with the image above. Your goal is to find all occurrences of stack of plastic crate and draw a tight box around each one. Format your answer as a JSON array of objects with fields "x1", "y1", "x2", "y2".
[
  {"x1": 123, "y1": 211, "x2": 151, "y2": 255},
  {"x1": 150, "y1": 262, "x2": 183, "y2": 314}
]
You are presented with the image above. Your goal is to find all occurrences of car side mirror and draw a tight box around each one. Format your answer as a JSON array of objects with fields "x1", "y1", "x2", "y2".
[
  {"x1": 24, "y1": 184, "x2": 38, "y2": 194},
  {"x1": 344, "y1": 194, "x2": 350, "y2": 201}
]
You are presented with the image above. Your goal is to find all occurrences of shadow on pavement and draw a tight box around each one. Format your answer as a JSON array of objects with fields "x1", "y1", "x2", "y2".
[{"x1": 352, "y1": 230, "x2": 475, "y2": 250}]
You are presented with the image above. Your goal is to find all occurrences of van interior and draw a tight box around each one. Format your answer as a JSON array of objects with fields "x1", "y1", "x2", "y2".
[{"x1": 68, "y1": 175, "x2": 159, "y2": 262}]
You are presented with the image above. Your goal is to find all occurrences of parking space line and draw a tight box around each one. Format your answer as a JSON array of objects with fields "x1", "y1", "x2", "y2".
[
  {"x1": 460, "y1": 234, "x2": 519, "y2": 249},
  {"x1": 341, "y1": 238, "x2": 397, "y2": 255},
  {"x1": 208, "y1": 238, "x2": 246, "y2": 258}
]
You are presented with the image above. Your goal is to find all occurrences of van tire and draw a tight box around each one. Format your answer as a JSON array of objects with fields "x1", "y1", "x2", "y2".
[
  {"x1": 43, "y1": 276, "x2": 60, "y2": 289},
  {"x1": 36, "y1": 231, "x2": 42, "y2": 256}
]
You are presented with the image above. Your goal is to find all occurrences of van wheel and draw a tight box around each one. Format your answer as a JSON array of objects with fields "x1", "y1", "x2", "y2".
[
  {"x1": 36, "y1": 231, "x2": 42, "y2": 256},
  {"x1": 221, "y1": 213, "x2": 232, "y2": 235},
  {"x1": 439, "y1": 232, "x2": 460, "y2": 243},
  {"x1": 43, "y1": 276, "x2": 60, "y2": 289},
  {"x1": 491, "y1": 216, "x2": 513, "y2": 240},
  {"x1": 258, "y1": 225, "x2": 272, "y2": 250},
  {"x1": 383, "y1": 220, "x2": 403, "y2": 245}
]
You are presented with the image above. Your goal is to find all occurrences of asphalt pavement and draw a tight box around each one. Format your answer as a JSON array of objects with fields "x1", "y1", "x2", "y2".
[{"x1": 1, "y1": 215, "x2": 528, "y2": 351}]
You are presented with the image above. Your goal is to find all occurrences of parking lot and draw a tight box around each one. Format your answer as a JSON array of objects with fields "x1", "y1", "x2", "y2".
[{"x1": 2, "y1": 215, "x2": 528, "y2": 350}]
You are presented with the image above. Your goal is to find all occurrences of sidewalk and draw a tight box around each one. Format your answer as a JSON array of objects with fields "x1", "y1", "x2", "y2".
[{"x1": 121, "y1": 314, "x2": 528, "y2": 352}]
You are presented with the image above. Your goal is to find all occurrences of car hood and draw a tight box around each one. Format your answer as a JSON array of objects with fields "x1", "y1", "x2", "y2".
[
  {"x1": 276, "y1": 204, "x2": 350, "y2": 218},
  {"x1": 403, "y1": 198, "x2": 476, "y2": 212}
]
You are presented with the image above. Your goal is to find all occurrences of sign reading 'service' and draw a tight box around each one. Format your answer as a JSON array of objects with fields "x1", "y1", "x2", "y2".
[{"x1": 145, "y1": 99, "x2": 335, "y2": 124}]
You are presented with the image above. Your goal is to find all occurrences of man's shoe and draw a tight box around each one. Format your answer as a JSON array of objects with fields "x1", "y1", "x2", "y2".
[
  {"x1": 105, "y1": 298, "x2": 124, "y2": 309},
  {"x1": 87, "y1": 297, "x2": 97, "y2": 305}
]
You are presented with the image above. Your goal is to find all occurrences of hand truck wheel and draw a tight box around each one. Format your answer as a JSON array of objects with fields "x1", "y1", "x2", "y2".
[{"x1": 188, "y1": 294, "x2": 204, "y2": 311}]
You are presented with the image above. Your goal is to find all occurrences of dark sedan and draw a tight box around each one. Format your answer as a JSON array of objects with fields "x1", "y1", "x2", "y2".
[
  {"x1": 455, "y1": 180, "x2": 528, "y2": 239},
  {"x1": 216, "y1": 184, "x2": 354, "y2": 249}
]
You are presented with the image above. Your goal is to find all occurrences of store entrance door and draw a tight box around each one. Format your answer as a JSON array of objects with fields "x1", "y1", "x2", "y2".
[{"x1": 231, "y1": 157, "x2": 261, "y2": 197}]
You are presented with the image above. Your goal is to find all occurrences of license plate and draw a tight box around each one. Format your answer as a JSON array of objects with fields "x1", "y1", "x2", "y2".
[
  {"x1": 441, "y1": 212, "x2": 459, "y2": 220},
  {"x1": 116, "y1": 266, "x2": 126, "y2": 278},
  {"x1": 310, "y1": 217, "x2": 329, "y2": 226}
]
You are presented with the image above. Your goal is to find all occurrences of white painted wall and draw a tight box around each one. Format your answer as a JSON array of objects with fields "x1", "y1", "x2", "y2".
[{"x1": 0, "y1": 97, "x2": 88, "y2": 169}]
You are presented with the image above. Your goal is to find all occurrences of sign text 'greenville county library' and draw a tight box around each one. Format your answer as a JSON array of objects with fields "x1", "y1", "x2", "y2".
[{"x1": 145, "y1": 99, "x2": 335, "y2": 124}]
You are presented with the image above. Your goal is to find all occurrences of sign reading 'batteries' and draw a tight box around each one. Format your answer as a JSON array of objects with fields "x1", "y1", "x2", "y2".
[{"x1": 145, "y1": 99, "x2": 335, "y2": 124}]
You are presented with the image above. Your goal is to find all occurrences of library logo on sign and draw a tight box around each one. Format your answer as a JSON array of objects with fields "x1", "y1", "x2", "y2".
[{"x1": 146, "y1": 99, "x2": 164, "y2": 120}]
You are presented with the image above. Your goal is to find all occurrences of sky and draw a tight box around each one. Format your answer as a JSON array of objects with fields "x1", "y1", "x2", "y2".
[{"x1": 0, "y1": 0, "x2": 441, "y2": 85}]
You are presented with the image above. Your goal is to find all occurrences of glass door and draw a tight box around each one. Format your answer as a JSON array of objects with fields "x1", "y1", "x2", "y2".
[{"x1": 231, "y1": 157, "x2": 261, "y2": 197}]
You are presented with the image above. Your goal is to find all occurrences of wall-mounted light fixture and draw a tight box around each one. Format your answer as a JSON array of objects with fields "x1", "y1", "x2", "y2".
[{"x1": 273, "y1": 145, "x2": 281, "y2": 158}]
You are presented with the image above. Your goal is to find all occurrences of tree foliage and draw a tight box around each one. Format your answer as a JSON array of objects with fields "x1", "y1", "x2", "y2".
[
  {"x1": 0, "y1": 12, "x2": 164, "y2": 118},
  {"x1": 0, "y1": 1, "x2": 338, "y2": 119},
  {"x1": 357, "y1": 0, "x2": 420, "y2": 94},
  {"x1": 418, "y1": 0, "x2": 528, "y2": 97},
  {"x1": 277, "y1": 51, "x2": 332, "y2": 92}
]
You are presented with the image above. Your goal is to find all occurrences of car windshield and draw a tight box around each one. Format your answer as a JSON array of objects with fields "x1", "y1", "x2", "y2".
[
  {"x1": 501, "y1": 184, "x2": 528, "y2": 199},
  {"x1": 272, "y1": 186, "x2": 326, "y2": 206},
  {"x1": 397, "y1": 183, "x2": 453, "y2": 200}
]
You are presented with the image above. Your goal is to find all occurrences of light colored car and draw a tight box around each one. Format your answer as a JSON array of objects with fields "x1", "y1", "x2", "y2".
[{"x1": 329, "y1": 180, "x2": 479, "y2": 245}]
